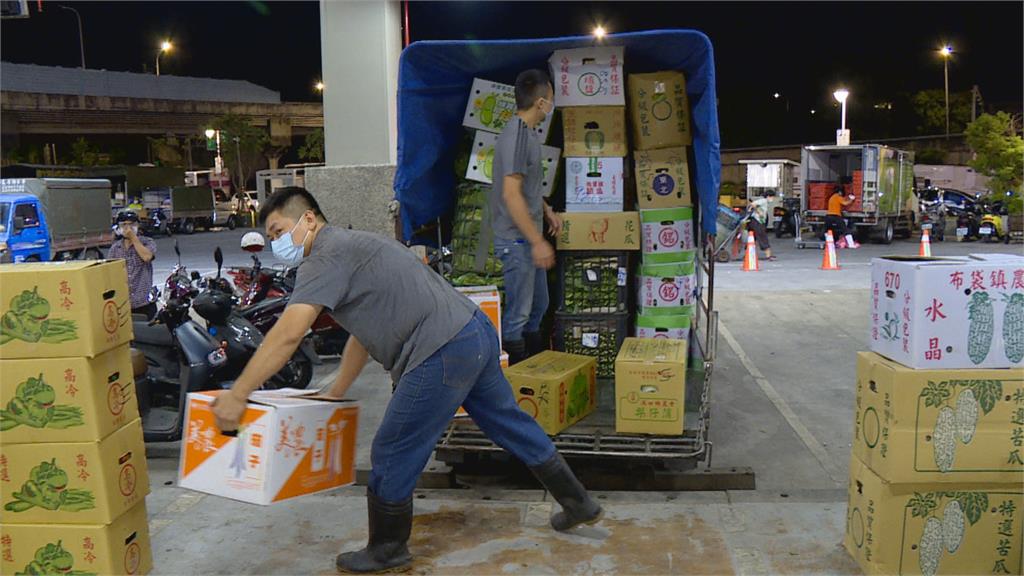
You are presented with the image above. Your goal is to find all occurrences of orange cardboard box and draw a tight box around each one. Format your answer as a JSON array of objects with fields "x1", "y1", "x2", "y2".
[{"x1": 177, "y1": 390, "x2": 359, "y2": 505}]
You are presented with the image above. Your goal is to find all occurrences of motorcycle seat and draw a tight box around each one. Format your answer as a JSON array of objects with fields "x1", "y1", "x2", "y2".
[
  {"x1": 132, "y1": 322, "x2": 174, "y2": 347},
  {"x1": 240, "y1": 296, "x2": 286, "y2": 317}
]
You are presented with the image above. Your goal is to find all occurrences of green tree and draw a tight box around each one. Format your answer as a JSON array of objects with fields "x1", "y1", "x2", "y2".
[
  {"x1": 911, "y1": 90, "x2": 972, "y2": 134},
  {"x1": 965, "y1": 112, "x2": 1024, "y2": 194},
  {"x1": 69, "y1": 137, "x2": 106, "y2": 166},
  {"x1": 209, "y1": 114, "x2": 270, "y2": 193},
  {"x1": 298, "y1": 128, "x2": 325, "y2": 163}
]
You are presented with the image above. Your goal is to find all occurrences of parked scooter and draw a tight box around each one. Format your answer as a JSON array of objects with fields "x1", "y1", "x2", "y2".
[
  {"x1": 978, "y1": 199, "x2": 1010, "y2": 244},
  {"x1": 919, "y1": 202, "x2": 947, "y2": 241},
  {"x1": 773, "y1": 198, "x2": 800, "y2": 239},
  {"x1": 131, "y1": 243, "x2": 228, "y2": 442},
  {"x1": 193, "y1": 247, "x2": 317, "y2": 388}
]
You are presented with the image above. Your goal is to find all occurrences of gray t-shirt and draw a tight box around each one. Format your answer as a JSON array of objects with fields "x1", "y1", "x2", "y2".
[
  {"x1": 489, "y1": 117, "x2": 544, "y2": 241},
  {"x1": 288, "y1": 226, "x2": 477, "y2": 381}
]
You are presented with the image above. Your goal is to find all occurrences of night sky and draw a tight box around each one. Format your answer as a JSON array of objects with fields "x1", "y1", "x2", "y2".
[{"x1": 2, "y1": 1, "x2": 1021, "y2": 147}]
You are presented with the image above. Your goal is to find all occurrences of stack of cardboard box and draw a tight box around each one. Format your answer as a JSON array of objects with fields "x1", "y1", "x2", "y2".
[
  {"x1": 548, "y1": 46, "x2": 633, "y2": 382},
  {"x1": 844, "y1": 255, "x2": 1024, "y2": 575},
  {"x1": 0, "y1": 261, "x2": 152, "y2": 576}
]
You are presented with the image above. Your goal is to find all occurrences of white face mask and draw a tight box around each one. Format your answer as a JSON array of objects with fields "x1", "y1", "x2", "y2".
[{"x1": 271, "y1": 218, "x2": 310, "y2": 265}]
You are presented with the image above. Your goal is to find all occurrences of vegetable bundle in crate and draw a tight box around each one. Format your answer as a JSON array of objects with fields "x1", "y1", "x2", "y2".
[
  {"x1": 553, "y1": 312, "x2": 630, "y2": 379},
  {"x1": 557, "y1": 251, "x2": 631, "y2": 314},
  {"x1": 450, "y1": 182, "x2": 503, "y2": 287}
]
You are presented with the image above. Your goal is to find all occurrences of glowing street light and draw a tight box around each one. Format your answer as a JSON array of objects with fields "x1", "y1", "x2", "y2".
[
  {"x1": 773, "y1": 92, "x2": 780, "y2": 99},
  {"x1": 205, "y1": 128, "x2": 223, "y2": 174},
  {"x1": 156, "y1": 40, "x2": 173, "y2": 76},
  {"x1": 833, "y1": 88, "x2": 850, "y2": 145},
  {"x1": 314, "y1": 81, "x2": 325, "y2": 92},
  {"x1": 939, "y1": 45, "x2": 953, "y2": 137},
  {"x1": 593, "y1": 25, "x2": 607, "y2": 40}
]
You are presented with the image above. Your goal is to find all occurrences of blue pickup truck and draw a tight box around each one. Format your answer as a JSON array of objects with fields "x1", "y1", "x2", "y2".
[{"x1": 0, "y1": 178, "x2": 114, "y2": 263}]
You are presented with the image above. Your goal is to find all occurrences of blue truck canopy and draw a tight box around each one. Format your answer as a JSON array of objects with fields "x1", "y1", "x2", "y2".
[{"x1": 394, "y1": 29, "x2": 721, "y2": 241}]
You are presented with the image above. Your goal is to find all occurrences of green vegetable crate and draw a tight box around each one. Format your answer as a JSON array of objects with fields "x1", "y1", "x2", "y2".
[
  {"x1": 450, "y1": 181, "x2": 504, "y2": 288},
  {"x1": 556, "y1": 251, "x2": 632, "y2": 314},
  {"x1": 552, "y1": 312, "x2": 631, "y2": 379}
]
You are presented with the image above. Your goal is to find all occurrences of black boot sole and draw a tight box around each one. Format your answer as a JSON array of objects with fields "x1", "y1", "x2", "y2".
[
  {"x1": 335, "y1": 556, "x2": 412, "y2": 574},
  {"x1": 553, "y1": 507, "x2": 605, "y2": 532}
]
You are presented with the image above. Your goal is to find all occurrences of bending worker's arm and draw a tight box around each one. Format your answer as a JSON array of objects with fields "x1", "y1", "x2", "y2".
[
  {"x1": 325, "y1": 335, "x2": 370, "y2": 398},
  {"x1": 503, "y1": 174, "x2": 554, "y2": 269},
  {"x1": 211, "y1": 303, "x2": 320, "y2": 430}
]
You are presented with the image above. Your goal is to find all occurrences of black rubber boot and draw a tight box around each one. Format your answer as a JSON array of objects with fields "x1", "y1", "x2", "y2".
[
  {"x1": 506, "y1": 339, "x2": 527, "y2": 365},
  {"x1": 336, "y1": 490, "x2": 413, "y2": 574},
  {"x1": 529, "y1": 452, "x2": 603, "y2": 531},
  {"x1": 523, "y1": 331, "x2": 546, "y2": 358}
]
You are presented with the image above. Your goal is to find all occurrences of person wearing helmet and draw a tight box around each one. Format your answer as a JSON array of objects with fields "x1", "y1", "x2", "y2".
[
  {"x1": 240, "y1": 231, "x2": 265, "y2": 252},
  {"x1": 109, "y1": 211, "x2": 157, "y2": 319}
]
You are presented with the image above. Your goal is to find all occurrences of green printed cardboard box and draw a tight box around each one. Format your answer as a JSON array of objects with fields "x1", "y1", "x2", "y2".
[
  {"x1": 1, "y1": 344, "x2": 138, "y2": 444},
  {"x1": 845, "y1": 455, "x2": 1022, "y2": 576},
  {"x1": 0, "y1": 501, "x2": 153, "y2": 575},
  {"x1": 854, "y1": 351, "x2": 1024, "y2": 485},
  {"x1": 504, "y1": 351, "x2": 597, "y2": 436},
  {"x1": 0, "y1": 419, "x2": 149, "y2": 525},
  {"x1": 0, "y1": 261, "x2": 133, "y2": 359}
]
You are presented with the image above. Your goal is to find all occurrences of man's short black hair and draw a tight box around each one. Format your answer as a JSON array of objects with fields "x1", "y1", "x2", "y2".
[
  {"x1": 515, "y1": 69, "x2": 552, "y2": 110},
  {"x1": 259, "y1": 187, "x2": 327, "y2": 224}
]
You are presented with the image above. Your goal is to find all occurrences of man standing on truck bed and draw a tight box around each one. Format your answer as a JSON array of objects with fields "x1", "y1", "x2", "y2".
[
  {"x1": 107, "y1": 210, "x2": 157, "y2": 319},
  {"x1": 210, "y1": 187, "x2": 602, "y2": 574},
  {"x1": 489, "y1": 69, "x2": 563, "y2": 364}
]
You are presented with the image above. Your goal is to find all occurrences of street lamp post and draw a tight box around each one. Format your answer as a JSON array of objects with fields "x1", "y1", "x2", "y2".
[
  {"x1": 940, "y1": 46, "x2": 953, "y2": 137},
  {"x1": 156, "y1": 40, "x2": 172, "y2": 76},
  {"x1": 59, "y1": 5, "x2": 85, "y2": 69},
  {"x1": 833, "y1": 88, "x2": 850, "y2": 145},
  {"x1": 233, "y1": 136, "x2": 243, "y2": 194},
  {"x1": 205, "y1": 129, "x2": 223, "y2": 174}
]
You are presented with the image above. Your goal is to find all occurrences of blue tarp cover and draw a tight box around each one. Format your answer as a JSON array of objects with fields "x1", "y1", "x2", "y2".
[{"x1": 394, "y1": 30, "x2": 721, "y2": 241}]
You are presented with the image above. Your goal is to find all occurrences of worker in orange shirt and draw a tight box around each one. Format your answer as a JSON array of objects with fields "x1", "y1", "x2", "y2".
[{"x1": 825, "y1": 185, "x2": 859, "y2": 248}]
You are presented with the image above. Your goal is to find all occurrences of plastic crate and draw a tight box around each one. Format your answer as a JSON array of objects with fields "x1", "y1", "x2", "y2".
[
  {"x1": 556, "y1": 251, "x2": 631, "y2": 314},
  {"x1": 553, "y1": 312, "x2": 631, "y2": 379}
]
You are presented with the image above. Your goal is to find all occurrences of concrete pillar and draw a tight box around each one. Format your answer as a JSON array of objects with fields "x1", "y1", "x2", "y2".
[
  {"x1": 313, "y1": 0, "x2": 401, "y2": 238},
  {"x1": 319, "y1": 0, "x2": 401, "y2": 165}
]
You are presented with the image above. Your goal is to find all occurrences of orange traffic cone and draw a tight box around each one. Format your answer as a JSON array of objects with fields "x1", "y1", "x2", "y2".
[
  {"x1": 821, "y1": 230, "x2": 841, "y2": 270},
  {"x1": 919, "y1": 228, "x2": 932, "y2": 257},
  {"x1": 742, "y1": 231, "x2": 760, "y2": 272}
]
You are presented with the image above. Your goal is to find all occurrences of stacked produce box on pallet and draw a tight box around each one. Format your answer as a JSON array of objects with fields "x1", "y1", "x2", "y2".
[
  {"x1": 550, "y1": 46, "x2": 634, "y2": 383},
  {"x1": 0, "y1": 261, "x2": 154, "y2": 576},
  {"x1": 843, "y1": 254, "x2": 1024, "y2": 575}
]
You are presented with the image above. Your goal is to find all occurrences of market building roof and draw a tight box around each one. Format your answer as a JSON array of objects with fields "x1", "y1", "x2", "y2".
[{"x1": 0, "y1": 62, "x2": 281, "y2": 104}]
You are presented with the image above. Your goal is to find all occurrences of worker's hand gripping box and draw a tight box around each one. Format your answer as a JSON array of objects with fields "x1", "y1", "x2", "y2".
[
  {"x1": 0, "y1": 344, "x2": 138, "y2": 444},
  {"x1": 0, "y1": 418, "x2": 150, "y2": 525},
  {"x1": 869, "y1": 255, "x2": 1024, "y2": 370},
  {"x1": 178, "y1": 390, "x2": 359, "y2": 505},
  {"x1": 462, "y1": 78, "x2": 554, "y2": 140},
  {"x1": 504, "y1": 351, "x2": 597, "y2": 436},
  {"x1": 844, "y1": 455, "x2": 1022, "y2": 576},
  {"x1": 0, "y1": 502, "x2": 153, "y2": 576},
  {"x1": 615, "y1": 337, "x2": 687, "y2": 435},
  {"x1": 853, "y1": 351, "x2": 1024, "y2": 485},
  {"x1": 565, "y1": 157, "x2": 624, "y2": 212},
  {"x1": 548, "y1": 46, "x2": 625, "y2": 107},
  {"x1": 465, "y1": 130, "x2": 561, "y2": 198},
  {"x1": 627, "y1": 71, "x2": 692, "y2": 149},
  {"x1": 640, "y1": 207, "x2": 695, "y2": 264},
  {"x1": 0, "y1": 261, "x2": 133, "y2": 359},
  {"x1": 557, "y1": 212, "x2": 641, "y2": 251},
  {"x1": 562, "y1": 107, "x2": 627, "y2": 157},
  {"x1": 634, "y1": 148, "x2": 693, "y2": 209}
]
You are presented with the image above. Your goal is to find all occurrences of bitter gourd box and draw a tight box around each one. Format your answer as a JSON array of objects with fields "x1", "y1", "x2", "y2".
[
  {"x1": 854, "y1": 351, "x2": 1024, "y2": 485},
  {"x1": 869, "y1": 255, "x2": 1024, "y2": 370},
  {"x1": 628, "y1": 71, "x2": 692, "y2": 150},
  {"x1": 0, "y1": 501, "x2": 152, "y2": 575},
  {"x1": 504, "y1": 351, "x2": 596, "y2": 436},
  {"x1": 844, "y1": 455, "x2": 1022, "y2": 576},
  {"x1": 0, "y1": 418, "x2": 149, "y2": 524},
  {"x1": 615, "y1": 337, "x2": 687, "y2": 435},
  {"x1": 0, "y1": 261, "x2": 134, "y2": 359},
  {"x1": 1, "y1": 344, "x2": 138, "y2": 444}
]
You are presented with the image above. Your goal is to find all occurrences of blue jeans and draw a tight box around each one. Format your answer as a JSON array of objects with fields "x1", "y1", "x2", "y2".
[
  {"x1": 495, "y1": 238, "x2": 549, "y2": 343},
  {"x1": 368, "y1": 310, "x2": 556, "y2": 503}
]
